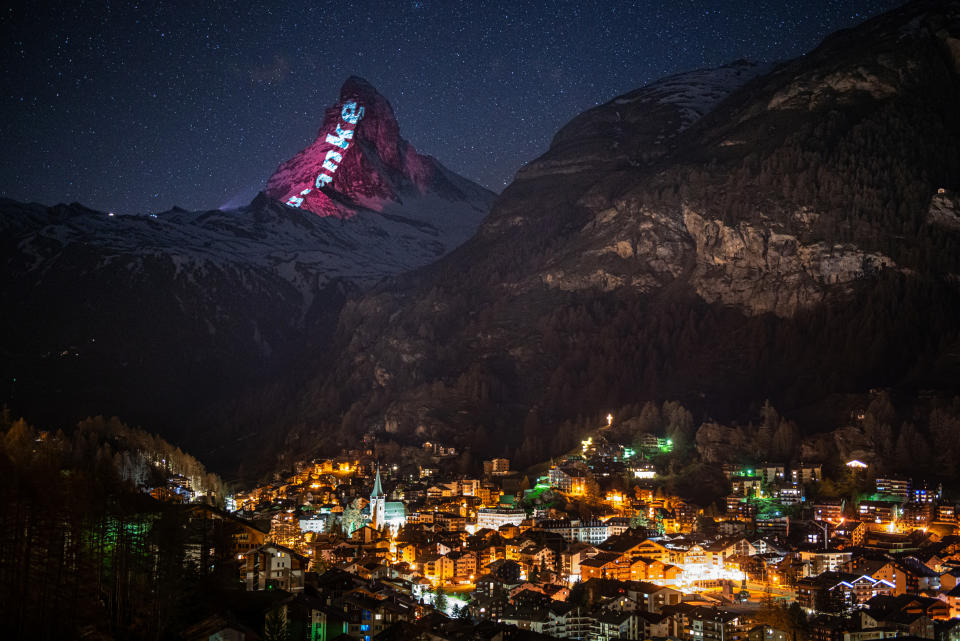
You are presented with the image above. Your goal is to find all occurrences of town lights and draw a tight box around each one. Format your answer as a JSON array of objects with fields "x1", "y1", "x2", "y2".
[{"x1": 581, "y1": 437, "x2": 593, "y2": 455}]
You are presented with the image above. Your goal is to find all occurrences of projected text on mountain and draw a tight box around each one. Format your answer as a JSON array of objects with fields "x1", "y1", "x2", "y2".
[{"x1": 285, "y1": 101, "x2": 365, "y2": 209}]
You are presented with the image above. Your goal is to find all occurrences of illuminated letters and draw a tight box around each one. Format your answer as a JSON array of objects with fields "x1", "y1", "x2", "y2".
[
  {"x1": 325, "y1": 124, "x2": 355, "y2": 149},
  {"x1": 322, "y1": 150, "x2": 343, "y2": 173},
  {"x1": 285, "y1": 100, "x2": 365, "y2": 209},
  {"x1": 341, "y1": 102, "x2": 364, "y2": 124}
]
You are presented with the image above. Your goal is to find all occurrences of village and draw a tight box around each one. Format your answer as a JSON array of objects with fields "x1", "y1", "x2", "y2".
[{"x1": 166, "y1": 415, "x2": 960, "y2": 641}]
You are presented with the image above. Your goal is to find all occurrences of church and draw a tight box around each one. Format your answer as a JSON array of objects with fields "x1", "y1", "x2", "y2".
[{"x1": 365, "y1": 465, "x2": 406, "y2": 534}]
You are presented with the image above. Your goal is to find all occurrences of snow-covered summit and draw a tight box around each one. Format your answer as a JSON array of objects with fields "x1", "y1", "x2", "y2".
[
  {"x1": 265, "y1": 76, "x2": 492, "y2": 222},
  {"x1": 2, "y1": 78, "x2": 495, "y2": 310},
  {"x1": 513, "y1": 60, "x2": 765, "y2": 183}
]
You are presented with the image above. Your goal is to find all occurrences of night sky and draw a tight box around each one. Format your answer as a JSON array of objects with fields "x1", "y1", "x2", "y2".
[{"x1": 2, "y1": 0, "x2": 904, "y2": 214}]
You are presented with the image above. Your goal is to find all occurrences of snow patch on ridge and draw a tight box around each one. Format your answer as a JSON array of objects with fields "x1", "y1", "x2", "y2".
[{"x1": 614, "y1": 61, "x2": 766, "y2": 131}]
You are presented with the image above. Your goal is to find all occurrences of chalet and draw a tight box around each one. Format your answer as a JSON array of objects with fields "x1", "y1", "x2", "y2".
[
  {"x1": 624, "y1": 581, "x2": 683, "y2": 612},
  {"x1": 426, "y1": 483, "x2": 458, "y2": 500},
  {"x1": 594, "y1": 610, "x2": 639, "y2": 640},
  {"x1": 181, "y1": 614, "x2": 260, "y2": 641},
  {"x1": 561, "y1": 542, "x2": 598, "y2": 579},
  {"x1": 798, "y1": 550, "x2": 853, "y2": 575},
  {"x1": 943, "y1": 584, "x2": 960, "y2": 618},
  {"x1": 520, "y1": 542, "x2": 556, "y2": 564},
  {"x1": 873, "y1": 558, "x2": 940, "y2": 596},
  {"x1": 485, "y1": 559, "x2": 522, "y2": 583},
  {"x1": 245, "y1": 543, "x2": 307, "y2": 592},
  {"x1": 184, "y1": 503, "x2": 269, "y2": 558},
  {"x1": 864, "y1": 593, "x2": 948, "y2": 635},
  {"x1": 599, "y1": 536, "x2": 670, "y2": 563},
  {"x1": 847, "y1": 575, "x2": 895, "y2": 604},
  {"x1": 662, "y1": 604, "x2": 746, "y2": 641},
  {"x1": 341, "y1": 557, "x2": 389, "y2": 580},
  {"x1": 548, "y1": 463, "x2": 593, "y2": 494},
  {"x1": 796, "y1": 571, "x2": 861, "y2": 614},
  {"x1": 336, "y1": 592, "x2": 415, "y2": 640},
  {"x1": 644, "y1": 560, "x2": 682, "y2": 583},
  {"x1": 680, "y1": 543, "x2": 707, "y2": 566},
  {"x1": 579, "y1": 552, "x2": 623, "y2": 581},
  {"x1": 636, "y1": 610, "x2": 673, "y2": 637},
  {"x1": 703, "y1": 538, "x2": 757, "y2": 567}
]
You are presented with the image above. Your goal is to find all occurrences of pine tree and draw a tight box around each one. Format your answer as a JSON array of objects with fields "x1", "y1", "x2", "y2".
[
  {"x1": 4, "y1": 417, "x2": 34, "y2": 462},
  {"x1": 263, "y1": 608, "x2": 290, "y2": 641},
  {"x1": 434, "y1": 587, "x2": 448, "y2": 613}
]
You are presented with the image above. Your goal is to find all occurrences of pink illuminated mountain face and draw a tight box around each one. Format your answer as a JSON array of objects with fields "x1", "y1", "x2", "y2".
[{"x1": 266, "y1": 77, "x2": 455, "y2": 218}]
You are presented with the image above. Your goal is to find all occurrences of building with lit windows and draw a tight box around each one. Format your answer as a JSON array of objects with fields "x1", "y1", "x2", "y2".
[
  {"x1": 244, "y1": 543, "x2": 306, "y2": 592},
  {"x1": 548, "y1": 463, "x2": 593, "y2": 494},
  {"x1": 876, "y1": 477, "x2": 910, "y2": 502},
  {"x1": 812, "y1": 499, "x2": 844, "y2": 522},
  {"x1": 477, "y1": 507, "x2": 527, "y2": 531},
  {"x1": 911, "y1": 480, "x2": 942, "y2": 504}
]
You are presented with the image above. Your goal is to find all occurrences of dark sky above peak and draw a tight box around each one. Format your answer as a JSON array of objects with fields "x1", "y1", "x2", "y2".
[{"x1": 1, "y1": 0, "x2": 903, "y2": 213}]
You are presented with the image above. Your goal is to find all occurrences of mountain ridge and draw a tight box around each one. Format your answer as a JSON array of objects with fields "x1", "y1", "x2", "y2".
[
  {"x1": 0, "y1": 78, "x2": 494, "y2": 466},
  {"x1": 281, "y1": 0, "x2": 960, "y2": 468}
]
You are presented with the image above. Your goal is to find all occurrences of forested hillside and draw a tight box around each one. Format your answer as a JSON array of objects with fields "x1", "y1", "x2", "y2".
[{"x1": 0, "y1": 413, "x2": 229, "y2": 639}]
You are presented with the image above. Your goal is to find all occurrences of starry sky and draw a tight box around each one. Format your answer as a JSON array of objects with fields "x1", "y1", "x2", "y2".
[{"x1": 1, "y1": 0, "x2": 904, "y2": 214}]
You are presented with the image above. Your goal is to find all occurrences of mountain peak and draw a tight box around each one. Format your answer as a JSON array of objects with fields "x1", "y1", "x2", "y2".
[
  {"x1": 266, "y1": 76, "x2": 465, "y2": 218},
  {"x1": 339, "y1": 75, "x2": 380, "y2": 101}
]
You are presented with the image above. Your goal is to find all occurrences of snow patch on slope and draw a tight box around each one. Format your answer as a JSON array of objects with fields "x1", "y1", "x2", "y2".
[
  {"x1": 0, "y1": 189, "x2": 491, "y2": 312},
  {"x1": 613, "y1": 60, "x2": 766, "y2": 131}
]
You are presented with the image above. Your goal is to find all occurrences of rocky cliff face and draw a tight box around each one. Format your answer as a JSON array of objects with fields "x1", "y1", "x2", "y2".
[
  {"x1": 528, "y1": 196, "x2": 898, "y2": 317},
  {"x1": 695, "y1": 419, "x2": 885, "y2": 469},
  {"x1": 929, "y1": 189, "x2": 960, "y2": 230},
  {"x1": 682, "y1": 207, "x2": 896, "y2": 316},
  {"x1": 477, "y1": 1, "x2": 960, "y2": 317},
  {"x1": 287, "y1": 0, "x2": 960, "y2": 462}
]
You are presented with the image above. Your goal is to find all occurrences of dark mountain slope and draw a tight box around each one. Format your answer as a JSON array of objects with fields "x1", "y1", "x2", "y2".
[{"x1": 287, "y1": 0, "x2": 960, "y2": 464}]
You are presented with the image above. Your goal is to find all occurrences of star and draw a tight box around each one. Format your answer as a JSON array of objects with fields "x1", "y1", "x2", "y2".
[{"x1": 0, "y1": 0, "x2": 904, "y2": 213}]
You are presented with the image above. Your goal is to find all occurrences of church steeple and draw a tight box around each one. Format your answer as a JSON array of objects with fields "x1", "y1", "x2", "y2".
[
  {"x1": 371, "y1": 464, "x2": 384, "y2": 500},
  {"x1": 370, "y1": 463, "x2": 386, "y2": 530}
]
